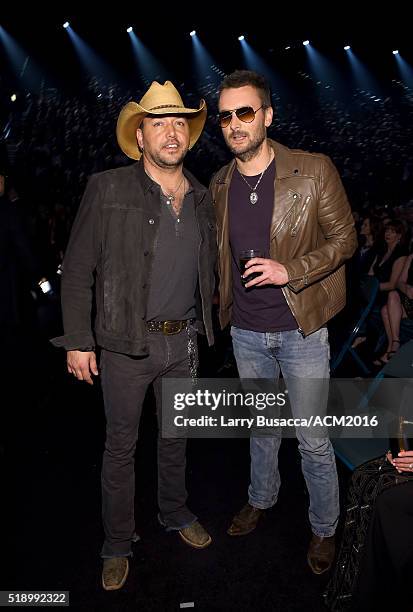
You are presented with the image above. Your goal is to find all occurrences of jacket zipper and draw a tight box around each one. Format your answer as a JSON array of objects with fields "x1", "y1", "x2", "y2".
[
  {"x1": 279, "y1": 193, "x2": 311, "y2": 335},
  {"x1": 281, "y1": 286, "x2": 305, "y2": 337},
  {"x1": 291, "y1": 195, "x2": 311, "y2": 237}
]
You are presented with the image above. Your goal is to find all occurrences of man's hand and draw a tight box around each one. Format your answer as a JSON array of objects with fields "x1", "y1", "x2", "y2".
[
  {"x1": 388, "y1": 449, "x2": 413, "y2": 473},
  {"x1": 67, "y1": 350, "x2": 98, "y2": 385},
  {"x1": 244, "y1": 258, "x2": 289, "y2": 288}
]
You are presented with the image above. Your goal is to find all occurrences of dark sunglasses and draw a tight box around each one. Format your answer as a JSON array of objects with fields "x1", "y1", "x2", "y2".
[{"x1": 218, "y1": 105, "x2": 264, "y2": 128}]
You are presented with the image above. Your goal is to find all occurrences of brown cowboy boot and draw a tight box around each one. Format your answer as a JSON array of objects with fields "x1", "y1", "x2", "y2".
[
  {"x1": 179, "y1": 521, "x2": 212, "y2": 549},
  {"x1": 227, "y1": 502, "x2": 264, "y2": 536},
  {"x1": 307, "y1": 534, "x2": 335, "y2": 575},
  {"x1": 102, "y1": 557, "x2": 129, "y2": 591}
]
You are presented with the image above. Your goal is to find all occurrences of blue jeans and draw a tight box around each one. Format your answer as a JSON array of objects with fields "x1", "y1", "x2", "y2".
[{"x1": 231, "y1": 326, "x2": 339, "y2": 538}]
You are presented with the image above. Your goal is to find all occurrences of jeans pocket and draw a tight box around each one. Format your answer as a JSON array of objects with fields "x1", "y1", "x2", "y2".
[
  {"x1": 318, "y1": 327, "x2": 330, "y2": 361},
  {"x1": 99, "y1": 348, "x2": 106, "y2": 373},
  {"x1": 230, "y1": 325, "x2": 246, "y2": 337},
  {"x1": 318, "y1": 326, "x2": 329, "y2": 346}
]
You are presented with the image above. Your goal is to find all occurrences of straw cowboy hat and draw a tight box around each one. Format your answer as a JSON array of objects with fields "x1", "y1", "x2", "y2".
[{"x1": 116, "y1": 80, "x2": 207, "y2": 160}]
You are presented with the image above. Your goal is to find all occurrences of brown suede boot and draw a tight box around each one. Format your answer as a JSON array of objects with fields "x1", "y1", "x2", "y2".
[
  {"x1": 102, "y1": 557, "x2": 129, "y2": 591},
  {"x1": 179, "y1": 521, "x2": 212, "y2": 549},
  {"x1": 307, "y1": 534, "x2": 335, "y2": 575}
]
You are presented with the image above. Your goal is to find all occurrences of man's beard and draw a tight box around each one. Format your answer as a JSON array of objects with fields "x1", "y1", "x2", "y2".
[
  {"x1": 151, "y1": 147, "x2": 188, "y2": 168},
  {"x1": 226, "y1": 125, "x2": 267, "y2": 162}
]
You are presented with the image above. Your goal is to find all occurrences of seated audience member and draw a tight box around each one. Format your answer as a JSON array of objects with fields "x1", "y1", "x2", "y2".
[
  {"x1": 357, "y1": 215, "x2": 382, "y2": 274},
  {"x1": 352, "y1": 220, "x2": 405, "y2": 351},
  {"x1": 368, "y1": 221, "x2": 408, "y2": 305},
  {"x1": 353, "y1": 450, "x2": 413, "y2": 611},
  {"x1": 373, "y1": 253, "x2": 413, "y2": 365}
]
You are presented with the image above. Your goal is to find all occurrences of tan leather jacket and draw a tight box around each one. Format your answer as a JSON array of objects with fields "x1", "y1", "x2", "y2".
[{"x1": 211, "y1": 139, "x2": 357, "y2": 336}]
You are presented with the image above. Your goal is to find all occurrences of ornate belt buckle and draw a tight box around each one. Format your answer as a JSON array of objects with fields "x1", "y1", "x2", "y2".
[{"x1": 162, "y1": 320, "x2": 181, "y2": 335}]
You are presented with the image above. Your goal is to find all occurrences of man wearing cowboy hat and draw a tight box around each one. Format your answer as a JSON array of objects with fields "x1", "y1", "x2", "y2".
[{"x1": 52, "y1": 81, "x2": 216, "y2": 590}]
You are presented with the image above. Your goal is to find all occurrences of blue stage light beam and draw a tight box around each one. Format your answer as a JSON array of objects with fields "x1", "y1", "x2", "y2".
[
  {"x1": 303, "y1": 40, "x2": 345, "y2": 91},
  {"x1": 394, "y1": 52, "x2": 413, "y2": 87},
  {"x1": 238, "y1": 36, "x2": 292, "y2": 103},
  {"x1": 0, "y1": 25, "x2": 43, "y2": 91},
  {"x1": 64, "y1": 24, "x2": 115, "y2": 80},
  {"x1": 190, "y1": 32, "x2": 219, "y2": 85},
  {"x1": 344, "y1": 47, "x2": 382, "y2": 94},
  {"x1": 127, "y1": 29, "x2": 166, "y2": 86}
]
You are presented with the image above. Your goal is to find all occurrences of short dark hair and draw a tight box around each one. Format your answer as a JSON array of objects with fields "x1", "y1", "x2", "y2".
[{"x1": 219, "y1": 70, "x2": 271, "y2": 108}]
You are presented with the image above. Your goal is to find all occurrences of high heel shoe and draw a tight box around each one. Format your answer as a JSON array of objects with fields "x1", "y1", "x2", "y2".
[
  {"x1": 386, "y1": 339, "x2": 401, "y2": 359},
  {"x1": 373, "y1": 340, "x2": 401, "y2": 366}
]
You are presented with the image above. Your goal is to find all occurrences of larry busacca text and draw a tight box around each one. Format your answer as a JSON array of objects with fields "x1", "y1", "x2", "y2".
[{"x1": 173, "y1": 414, "x2": 379, "y2": 429}]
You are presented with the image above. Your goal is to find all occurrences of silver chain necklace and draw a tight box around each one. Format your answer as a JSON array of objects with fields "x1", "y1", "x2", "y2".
[
  {"x1": 237, "y1": 155, "x2": 273, "y2": 205},
  {"x1": 145, "y1": 169, "x2": 185, "y2": 204}
]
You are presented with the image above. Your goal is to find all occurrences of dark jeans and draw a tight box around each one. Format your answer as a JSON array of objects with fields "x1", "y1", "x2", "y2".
[{"x1": 100, "y1": 328, "x2": 197, "y2": 558}]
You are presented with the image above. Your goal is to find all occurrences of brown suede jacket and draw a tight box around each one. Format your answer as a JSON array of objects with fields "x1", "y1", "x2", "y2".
[{"x1": 210, "y1": 139, "x2": 357, "y2": 336}]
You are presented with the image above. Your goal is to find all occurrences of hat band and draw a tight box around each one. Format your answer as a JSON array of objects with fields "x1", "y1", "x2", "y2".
[{"x1": 148, "y1": 104, "x2": 185, "y2": 111}]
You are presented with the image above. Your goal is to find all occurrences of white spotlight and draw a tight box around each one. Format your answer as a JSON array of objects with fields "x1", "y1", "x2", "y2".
[
  {"x1": 11, "y1": 94, "x2": 17, "y2": 102},
  {"x1": 127, "y1": 26, "x2": 133, "y2": 33},
  {"x1": 63, "y1": 21, "x2": 69, "y2": 29},
  {"x1": 190, "y1": 30, "x2": 196, "y2": 37},
  {"x1": 285, "y1": 46, "x2": 291, "y2": 50},
  {"x1": 303, "y1": 40, "x2": 310, "y2": 46},
  {"x1": 344, "y1": 45, "x2": 351, "y2": 51},
  {"x1": 238, "y1": 35, "x2": 245, "y2": 41},
  {"x1": 392, "y1": 49, "x2": 399, "y2": 55}
]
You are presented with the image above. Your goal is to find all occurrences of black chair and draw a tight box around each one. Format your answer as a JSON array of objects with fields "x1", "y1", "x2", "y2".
[
  {"x1": 331, "y1": 275, "x2": 380, "y2": 375},
  {"x1": 332, "y1": 340, "x2": 413, "y2": 471}
]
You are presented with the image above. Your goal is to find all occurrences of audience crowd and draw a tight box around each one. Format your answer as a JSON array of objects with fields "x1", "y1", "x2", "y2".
[{"x1": 1, "y1": 71, "x2": 413, "y2": 361}]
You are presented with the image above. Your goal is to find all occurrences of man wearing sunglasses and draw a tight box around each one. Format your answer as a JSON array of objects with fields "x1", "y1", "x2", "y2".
[{"x1": 211, "y1": 70, "x2": 357, "y2": 575}]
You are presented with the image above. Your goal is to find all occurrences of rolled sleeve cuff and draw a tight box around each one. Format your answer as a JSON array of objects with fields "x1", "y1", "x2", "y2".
[{"x1": 50, "y1": 331, "x2": 95, "y2": 351}]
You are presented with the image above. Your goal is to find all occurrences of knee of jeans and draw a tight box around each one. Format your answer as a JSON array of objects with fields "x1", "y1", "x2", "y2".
[
  {"x1": 104, "y1": 437, "x2": 136, "y2": 459},
  {"x1": 298, "y1": 436, "x2": 333, "y2": 456}
]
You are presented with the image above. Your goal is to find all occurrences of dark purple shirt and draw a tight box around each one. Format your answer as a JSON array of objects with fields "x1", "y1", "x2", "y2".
[{"x1": 228, "y1": 160, "x2": 297, "y2": 332}]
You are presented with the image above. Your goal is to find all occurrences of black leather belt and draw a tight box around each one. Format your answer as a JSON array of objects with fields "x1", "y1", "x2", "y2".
[{"x1": 146, "y1": 319, "x2": 193, "y2": 335}]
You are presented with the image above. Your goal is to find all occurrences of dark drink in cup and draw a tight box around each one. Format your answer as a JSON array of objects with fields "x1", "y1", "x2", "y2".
[{"x1": 239, "y1": 249, "x2": 264, "y2": 285}]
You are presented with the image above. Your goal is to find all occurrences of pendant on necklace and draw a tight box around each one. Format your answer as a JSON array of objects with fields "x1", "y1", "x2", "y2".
[{"x1": 250, "y1": 191, "x2": 259, "y2": 205}]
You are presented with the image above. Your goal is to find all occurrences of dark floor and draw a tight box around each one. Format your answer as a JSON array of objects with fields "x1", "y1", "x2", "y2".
[{"x1": 2, "y1": 322, "x2": 352, "y2": 611}]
